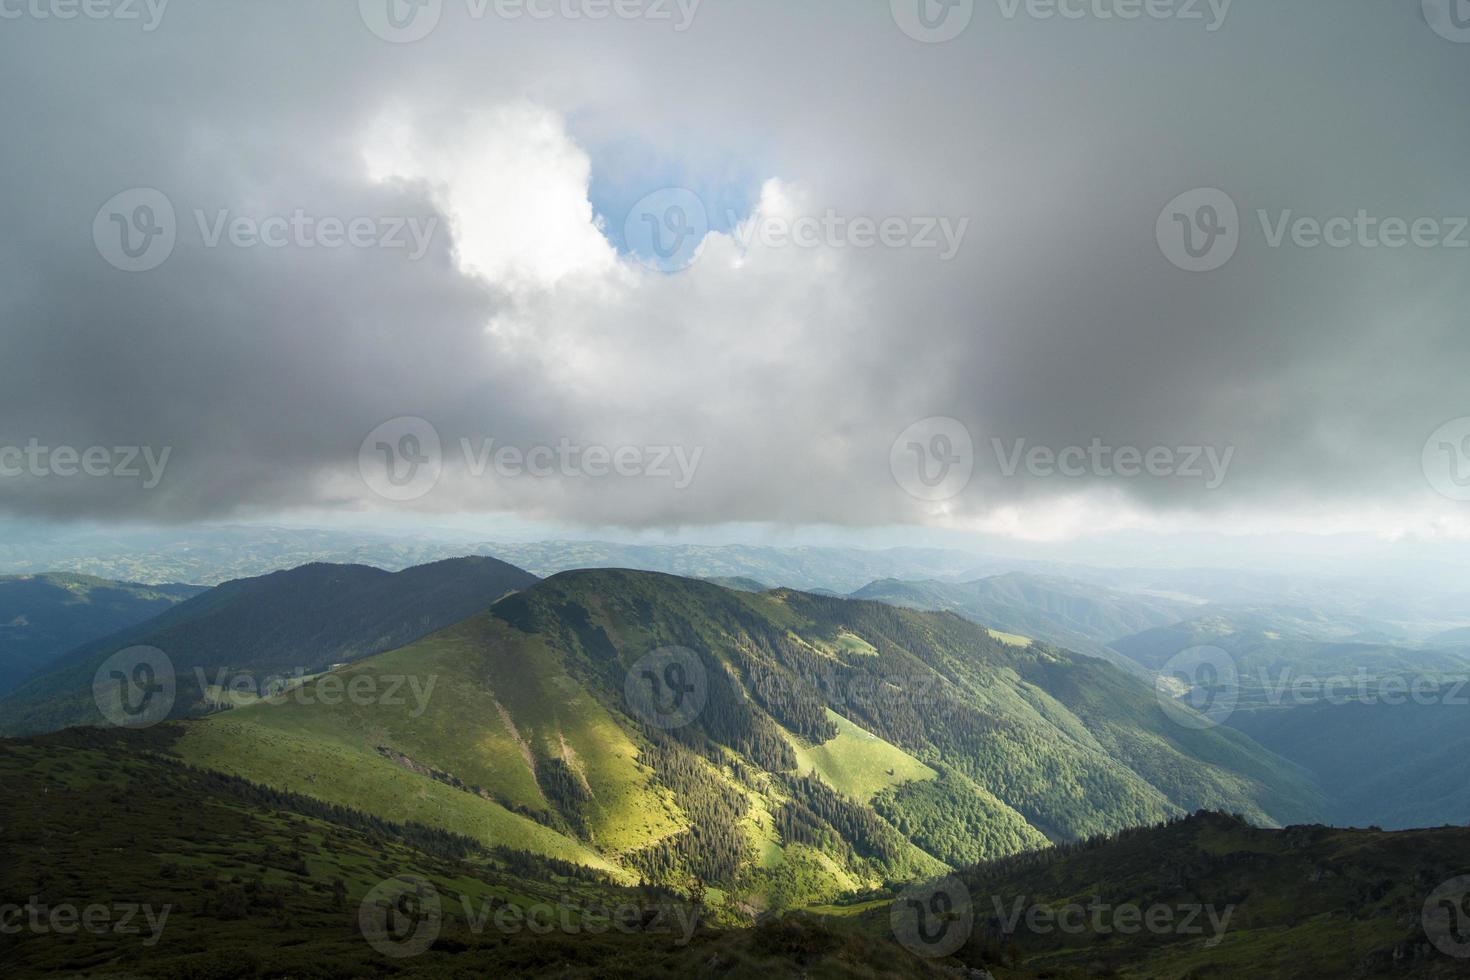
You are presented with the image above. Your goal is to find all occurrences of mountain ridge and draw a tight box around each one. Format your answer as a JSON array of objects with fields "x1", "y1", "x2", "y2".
[
  {"x1": 0, "y1": 572, "x2": 204, "y2": 695},
  {"x1": 0, "y1": 555, "x2": 539, "y2": 735},
  {"x1": 149, "y1": 565, "x2": 1326, "y2": 910}
]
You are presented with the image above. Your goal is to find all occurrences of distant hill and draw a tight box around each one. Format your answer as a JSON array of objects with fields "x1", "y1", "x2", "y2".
[
  {"x1": 487, "y1": 542, "x2": 985, "y2": 593},
  {"x1": 0, "y1": 573, "x2": 203, "y2": 694},
  {"x1": 159, "y1": 568, "x2": 1322, "y2": 909},
  {"x1": 0, "y1": 556, "x2": 537, "y2": 735},
  {"x1": 0, "y1": 525, "x2": 987, "y2": 593},
  {"x1": 1109, "y1": 604, "x2": 1428, "y2": 670},
  {"x1": 1429, "y1": 625, "x2": 1470, "y2": 645},
  {"x1": 1110, "y1": 612, "x2": 1470, "y2": 830},
  {"x1": 1111, "y1": 615, "x2": 1470, "y2": 706},
  {"x1": 1230, "y1": 693, "x2": 1470, "y2": 829},
  {"x1": 849, "y1": 573, "x2": 1191, "y2": 676}
]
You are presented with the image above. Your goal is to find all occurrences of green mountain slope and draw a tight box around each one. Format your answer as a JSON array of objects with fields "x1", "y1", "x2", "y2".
[
  {"x1": 0, "y1": 573, "x2": 203, "y2": 694},
  {"x1": 165, "y1": 568, "x2": 1321, "y2": 909},
  {"x1": 3, "y1": 732, "x2": 1460, "y2": 979},
  {"x1": 0, "y1": 729, "x2": 952, "y2": 979},
  {"x1": 0, "y1": 557, "x2": 538, "y2": 735},
  {"x1": 844, "y1": 811, "x2": 1470, "y2": 978},
  {"x1": 495, "y1": 570, "x2": 1321, "y2": 836}
]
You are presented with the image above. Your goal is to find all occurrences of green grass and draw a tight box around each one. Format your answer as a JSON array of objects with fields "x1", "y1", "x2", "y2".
[
  {"x1": 1, "y1": 733, "x2": 961, "y2": 979},
  {"x1": 83, "y1": 566, "x2": 1324, "y2": 917},
  {"x1": 787, "y1": 710, "x2": 936, "y2": 803},
  {"x1": 176, "y1": 611, "x2": 686, "y2": 871},
  {"x1": 177, "y1": 717, "x2": 624, "y2": 876},
  {"x1": 832, "y1": 629, "x2": 879, "y2": 657},
  {"x1": 841, "y1": 811, "x2": 1470, "y2": 979}
]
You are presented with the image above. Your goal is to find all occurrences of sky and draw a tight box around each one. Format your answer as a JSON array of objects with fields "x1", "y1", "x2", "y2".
[{"x1": 2, "y1": 0, "x2": 1469, "y2": 557}]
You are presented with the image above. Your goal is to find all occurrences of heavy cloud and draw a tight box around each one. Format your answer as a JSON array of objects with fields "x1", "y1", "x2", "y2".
[{"x1": 1, "y1": 0, "x2": 1466, "y2": 540}]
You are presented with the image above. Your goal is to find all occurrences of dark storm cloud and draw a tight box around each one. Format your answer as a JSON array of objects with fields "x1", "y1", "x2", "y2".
[{"x1": 0, "y1": 0, "x2": 1466, "y2": 533}]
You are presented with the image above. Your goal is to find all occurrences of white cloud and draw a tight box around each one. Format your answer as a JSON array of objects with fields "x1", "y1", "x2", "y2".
[{"x1": 364, "y1": 103, "x2": 621, "y2": 291}]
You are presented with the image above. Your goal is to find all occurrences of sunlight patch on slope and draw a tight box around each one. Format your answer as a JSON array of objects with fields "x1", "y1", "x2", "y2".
[{"x1": 785, "y1": 709, "x2": 935, "y2": 802}]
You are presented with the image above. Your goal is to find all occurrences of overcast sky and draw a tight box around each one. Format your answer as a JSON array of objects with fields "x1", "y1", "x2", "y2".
[{"x1": 2, "y1": 0, "x2": 1468, "y2": 548}]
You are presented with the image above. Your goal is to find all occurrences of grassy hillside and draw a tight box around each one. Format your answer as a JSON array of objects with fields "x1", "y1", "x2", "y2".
[
  {"x1": 842, "y1": 810, "x2": 1470, "y2": 978},
  {"x1": 3, "y1": 732, "x2": 1455, "y2": 979},
  {"x1": 787, "y1": 709, "x2": 936, "y2": 802},
  {"x1": 0, "y1": 573, "x2": 202, "y2": 694},
  {"x1": 0, "y1": 556, "x2": 537, "y2": 735},
  {"x1": 174, "y1": 611, "x2": 670, "y2": 872},
  {"x1": 157, "y1": 568, "x2": 1322, "y2": 913},
  {"x1": 0, "y1": 729, "x2": 954, "y2": 979}
]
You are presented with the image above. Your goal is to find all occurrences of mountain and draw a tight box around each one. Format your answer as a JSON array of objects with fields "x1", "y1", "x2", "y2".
[
  {"x1": 0, "y1": 523, "x2": 988, "y2": 593},
  {"x1": 1104, "y1": 609, "x2": 1470, "y2": 832},
  {"x1": 3, "y1": 733, "x2": 1463, "y2": 978},
  {"x1": 851, "y1": 573, "x2": 1191, "y2": 641},
  {"x1": 153, "y1": 568, "x2": 1322, "y2": 912},
  {"x1": 0, "y1": 728, "x2": 956, "y2": 979},
  {"x1": 0, "y1": 573, "x2": 203, "y2": 695},
  {"x1": 846, "y1": 810, "x2": 1470, "y2": 978},
  {"x1": 1229, "y1": 693, "x2": 1470, "y2": 829},
  {"x1": 849, "y1": 573, "x2": 1191, "y2": 676},
  {"x1": 1429, "y1": 625, "x2": 1470, "y2": 645},
  {"x1": 485, "y1": 542, "x2": 985, "y2": 593},
  {"x1": 1110, "y1": 607, "x2": 1430, "y2": 670},
  {"x1": 1112, "y1": 614, "x2": 1470, "y2": 715},
  {"x1": 0, "y1": 556, "x2": 538, "y2": 735},
  {"x1": 10, "y1": 523, "x2": 1468, "y2": 640}
]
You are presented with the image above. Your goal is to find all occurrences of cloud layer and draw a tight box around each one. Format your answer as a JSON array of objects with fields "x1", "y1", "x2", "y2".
[{"x1": 1, "y1": 0, "x2": 1468, "y2": 539}]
